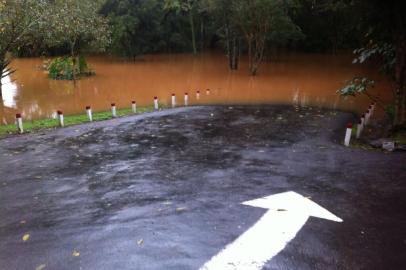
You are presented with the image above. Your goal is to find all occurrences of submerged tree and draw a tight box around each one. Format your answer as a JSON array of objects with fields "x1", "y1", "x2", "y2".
[
  {"x1": 44, "y1": 0, "x2": 110, "y2": 80},
  {"x1": 205, "y1": 0, "x2": 302, "y2": 75},
  {"x1": 232, "y1": 0, "x2": 302, "y2": 75},
  {"x1": 0, "y1": 0, "x2": 47, "y2": 97},
  {"x1": 164, "y1": 0, "x2": 200, "y2": 55},
  {"x1": 203, "y1": 0, "x2": 242, "y2": 70},
  {"x1": 102, "y1": 0, "x2": 165, "y2": 59}
]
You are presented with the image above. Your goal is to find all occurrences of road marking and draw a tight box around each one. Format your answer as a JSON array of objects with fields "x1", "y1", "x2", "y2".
[{"x1": 200, "y1": 191, "x2": 342, "y2": 270}]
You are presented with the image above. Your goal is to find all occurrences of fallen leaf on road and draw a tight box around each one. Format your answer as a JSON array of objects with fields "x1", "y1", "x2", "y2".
[
  {"x1": 22, "y1": 234, "x2": 30, "y2": 241},
  {"x1": 162, "y1": 201, "x2": 172, "y2": 205},
  {"x1": 72, "y1": 250, "x2": 80, "y2": 257},
  {"x1": 35, "y1": 264, "x2": 46, "y2": 270}
]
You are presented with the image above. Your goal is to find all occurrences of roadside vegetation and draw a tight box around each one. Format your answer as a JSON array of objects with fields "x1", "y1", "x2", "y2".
[{"x1": 0, "y1": 106, "x2": 155, "y2": 138}]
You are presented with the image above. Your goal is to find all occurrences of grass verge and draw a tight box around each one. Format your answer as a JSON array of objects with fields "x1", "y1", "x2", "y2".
[{"x1": 0, "y1": 105, "x2": 156, "y2": 138}]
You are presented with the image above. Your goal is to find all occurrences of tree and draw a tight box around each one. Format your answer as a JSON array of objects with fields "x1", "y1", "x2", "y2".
[
  {"x1": 45, "y1": 0, "x2": 110, "y2": 80},
  {"x1": 0, "y1": 0, "x2": 47, "y2": 97},
  {"x1": 164, "y1": 0, "x2": 200, "y2": 55},
  {"x1": 207, "y1": 0, "x2": 301, "y2": 75},
  {"x1": 203, "y1": 0, "x2": 242, "y2": 70},
  {"x1": 237, "y1": 0, "x2": 302, "y2": 75},
  {"x1": 102, "y1": 0, "x2": 166, "y2": 59},
  {"x1": 291, "y1": 0, "x2": 360, "y2": 53},
  {"x1": 338, "y1": 0, "x2": 406, "y2": 127}
]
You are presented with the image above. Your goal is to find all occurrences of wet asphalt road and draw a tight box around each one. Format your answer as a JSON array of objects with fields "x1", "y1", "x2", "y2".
[{"x1": 0, "y1": 105, "x2": 405, "y2": 270}]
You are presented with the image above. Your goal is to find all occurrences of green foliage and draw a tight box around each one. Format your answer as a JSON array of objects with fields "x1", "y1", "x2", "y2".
[
  {"x1": 102, "y1": 0, "x2": 195, "y2": 58},
  {"x1": 230, "y1": 0, "x2": 303, "y2": 74},
  {"x1": 103, "y1": 0, "x2": 165, "y2": 58},
  {"x1": 352, "y1": 43, "x2": 396, "y2": 76},
  {"x1": 290, "y1": 0, "x2": 360, "y2": 52},
  {"x1": 342, "y1": 0, "x2": 406, "y2": 126},
  {"x1": 0, "y1": 0, "x2": 48, "y2": 94},
  {"x1": 338, "y1": 77, "x2": 375, "y2": 97},
  {"x1": 385, "y1": 104, "x2": 396, "y2": 122},
  {"x1": 164, "y1": 0, "x2": 200, "y2": 54},
  {"x1": 47, "y1": 56, "x2": 94, "y2": 80},
  {"x1": 392, "y1": 128, "x2": 406, "y2": 144},
  {"x1": 44, "y1": 0, "x2": 110, "y2": 57}
]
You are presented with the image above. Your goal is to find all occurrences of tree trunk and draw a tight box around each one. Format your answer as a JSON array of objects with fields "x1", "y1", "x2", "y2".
[
  {"x1": 189, "y1": 11, "x2": 197, "y2": 55},
  {"x1": 393, "y1": 2, "x2": 406, "y2": 127},
  {"x1": 70, "y1": 44, "x2": 77, "y2": 82},
  {"x1": 229, "y1": 36, "x2": 240, "y2": 70},
  {"x1": 0, "y1": 53, "x2": 6, "y2": 98},
  {"x1": 250, "y1": 37, "x2": 265, "y2": 76},
  {"x1": 393, "y1": 40, "x2": 406, "y2": 127},
  {"x1": 200, "y1": 19, "x2": 204, "y2": 51},
  {"x1": 225, "y1": 25, "x2": 232, "y2": 69},
  {"x1": 247, "y1": 38, "x2": 253, "y2": 73},
  {"x1": 232, "y1": 36, "x2": 240, "y2": 70}
]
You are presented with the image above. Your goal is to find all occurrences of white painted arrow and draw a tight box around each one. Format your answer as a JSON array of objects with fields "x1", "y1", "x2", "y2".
[{"x1": 200, "y1": 191, "x2": 342, "y2": 270}]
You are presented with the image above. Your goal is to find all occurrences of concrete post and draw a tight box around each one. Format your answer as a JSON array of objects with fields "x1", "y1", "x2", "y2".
[
  {"x1": 16, "y1": 113, "x2": 23, "y2": 134},
  {"x1": 364, "y1": 109, "x2": 371, "y2": 126},
  {"x1": 171, "y1": 94, "x2": 176, "y2": 108},
  {"x1": 371, "y1": 103, "x2": 376, "y2": 115},
  {"x1": 86, "y1": 106, "x2": 93, "y2": 122},
  {"x1": 344, "y1": 123, "x2": 352, "y2": 147},
  {"x1": 111, "y1": 103, "x2": 117, "y2": 118},
  {"x1": 356, "y1": 118, "x2": 363, "y2": 139},
  {"x1": 154, "y1": 97, "x2": 159, "y2": 110},
  {"x1": 184, "y1": 92, "x2": 189, "y2": 106},
  {"x1": 368, "y1": 104, "x2": 374, "y2": 117},
  {"x1": 132, "y1": 101, "x2": 137, "y2": 113},
  {"x1": 57, "y1": 110, "x2": 64, "y2": 127}
]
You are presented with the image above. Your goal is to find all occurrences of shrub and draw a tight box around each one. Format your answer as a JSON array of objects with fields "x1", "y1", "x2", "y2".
[{"x1": 47, "y1": 56, "x2": 95, "y2": 80}]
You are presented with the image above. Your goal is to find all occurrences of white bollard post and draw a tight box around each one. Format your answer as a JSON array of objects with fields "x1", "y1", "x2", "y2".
[
  {"x1": 184, "y1": 92, "x2": 189, "y2": 106},
  {"x1": 364, "y1": 109, "x2": 371, "y2": 126},
  {"x1": 57, "y1": 110, "x2": 64, "y2": 127},
  {"x1": 371, "y1": 102, "x2": 376, "y2": 114},
  {"x1": 356, "y1": 118, "x2": 363, "y2": 139},
  {"x1": 206, "y1": 89, "x2": 211, "y2": 95},
  {"x1": 16, "y1": 113, "x2": 23, "y2": 134},
  {"x1": 344, "y1": 122, "x2": 353, "y2": 147},
  {"x1": 171, "y1": 94, "x2": 176, "y2": 108},
  {"x1": 154, "y1": 96, "x2": 159, "y2": 110},
  {"x1": 111, "y1": 103, "x2": 117, "y2": 118},
  {"x1": 196, "y1": 90, "x2": 200, "y2": 100},
  {"x1": 368, "y1": 104, "x2": 374, "y2": 118},
  {"x1": 86, "y1": 106, "x2": 93, "y2": 122},
  {"x1": 132, "y1": 101, "x2": 137, "y2": 113}
]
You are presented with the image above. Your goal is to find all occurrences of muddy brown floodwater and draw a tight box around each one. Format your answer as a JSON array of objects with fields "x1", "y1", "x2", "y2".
[{"x1": 0, "y1": 52, "x2": 392, "y2": 125}]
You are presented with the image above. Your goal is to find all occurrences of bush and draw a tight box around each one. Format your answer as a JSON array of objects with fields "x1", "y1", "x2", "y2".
[{"x1": 47, "y1": 56, "x2": 95, "y2": 80}]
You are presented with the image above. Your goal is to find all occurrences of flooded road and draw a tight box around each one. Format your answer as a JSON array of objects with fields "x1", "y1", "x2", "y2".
[{"x1": 0, "y1": 52, "x2": 391, "y2": 124}]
